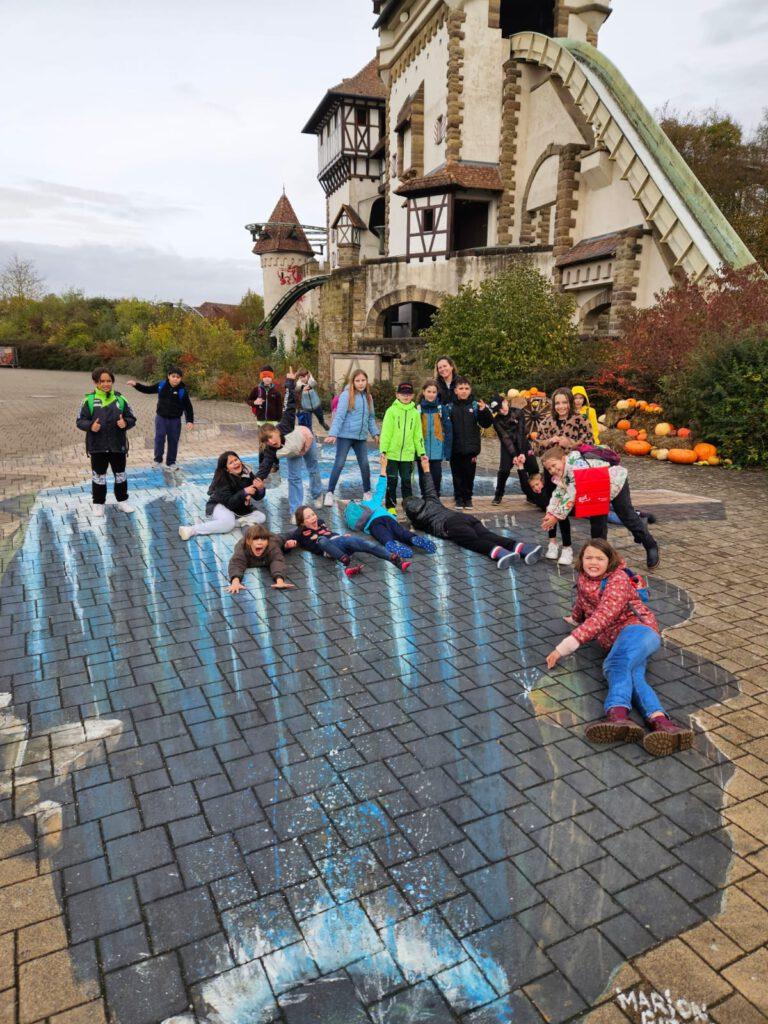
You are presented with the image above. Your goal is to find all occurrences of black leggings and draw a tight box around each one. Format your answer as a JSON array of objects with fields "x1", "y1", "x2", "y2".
[
  {"x1": 444, "y1": 513, "x2": 516, "y2": 558},
  {"x1": 91, "y1": 452, "x2": 128, "y2": 504},
  {"x1": 518, "y1": 467, "x2": 571, "y2": 546},
  {"x1": 590, "y1": 480, "x2": 655, "y2": 548}
]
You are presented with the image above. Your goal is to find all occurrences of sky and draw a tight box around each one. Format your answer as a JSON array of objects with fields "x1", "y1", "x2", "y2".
[{"x1": 1, "y1": 0, "x2": 765, "y2": 305}]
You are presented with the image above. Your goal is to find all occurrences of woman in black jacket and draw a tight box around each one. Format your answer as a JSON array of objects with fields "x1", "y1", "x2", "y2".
[
  {"x1": 76, "y1": 368, "x2": 137, "y2": 519},
  {"x1": 178, "y1": 450, "x2": 266, "y2": 541}
]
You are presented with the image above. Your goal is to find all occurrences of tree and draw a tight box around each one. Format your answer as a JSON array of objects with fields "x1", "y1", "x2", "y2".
[
  {"x1": 0, "y1": 254, "x2": 45, "y2": 302},
  {"x1": 660, "y1": 106, "x2": 768, "y2": 270},
  {"x1": 422, "y1": 262, "x2": 579, "y2": 395}
]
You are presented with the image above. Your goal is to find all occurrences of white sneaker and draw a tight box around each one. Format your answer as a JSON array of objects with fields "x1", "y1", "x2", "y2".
[
  {"x1": 92, "y1": 504, "x2": 105, "y2": 519},
  {"x1": 323, "y1": 492, "x2": 335, "y2": 507},
  {"x1": 363, "y1": 491, "x2": 372, "y2": 501},
  {"x1": 116, "y1": 501, "x2": 135, "y2": 514},
  {"x1": 314, "y1": 495, "x2": 324, "y2": 509},
  {"x1": 178, "y1": 525, "x2": 194, "y2": 541},
  {"x1": 558, "y1": 546, "x2": 574, "y2": 566},
  {"x1": 545, "y1": 540, "x2": 560, "y2": 560}
]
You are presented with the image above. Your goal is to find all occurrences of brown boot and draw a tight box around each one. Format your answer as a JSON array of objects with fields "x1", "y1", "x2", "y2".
[
  {"x1": 585, "y1": 707, "x2": 645, "y2": 745},
  {"x1": 643, "y1": 715, "x2": 693, "y2": 757}
]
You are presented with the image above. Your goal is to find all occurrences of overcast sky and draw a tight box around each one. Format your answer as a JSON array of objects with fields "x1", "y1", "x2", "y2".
[{"x1": 1, "y1": 0, "x2": 765, "y2": 304}]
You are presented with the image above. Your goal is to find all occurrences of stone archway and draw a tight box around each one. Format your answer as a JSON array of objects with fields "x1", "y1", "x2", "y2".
[
  {"x1": 364, "y1": 286, "x2": 445, "y2": 337},
  {"x1": 578, "y1": 286, "x2": 613, "y2": 335}
]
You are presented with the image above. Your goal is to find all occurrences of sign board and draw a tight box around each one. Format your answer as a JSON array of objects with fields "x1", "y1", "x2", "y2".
[
  {"x1": 330, "y1": 352, "x2": 381, "y2": 390},
  {"x1": 0, "y1": 346, "x2": 18, "y2": 368}
]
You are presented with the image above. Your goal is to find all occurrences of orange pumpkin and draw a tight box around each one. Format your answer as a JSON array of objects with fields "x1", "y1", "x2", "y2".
[
  {"x1": 654, "y1": 422, "x2": 673, "y2": 437},
  {"x1": 616, "y1": 419, "x2": 631, "y2": 431},
  {"x1": 624, "y1": 440, "x2": 652, "y2": 456},
  {"x1": 667, "y1": 449, "x2": 697, "y2": 465},
  {"x1": 636, "y1": 400, "x2": 649, "y2": 411},
  {"x1": 694, "y1": 442, "x2": 717, "y2": 461},
  {"x1": 637, "y1": 430, "x2": 648, "y2": 441},
  {"x1": 677, "y1": 427, "x2": 692, "y2": 439},
  {"x1": 626, "y1": 399, "x2": 638, "y2": 408},
  {"x1": 626, "y1": 428, "x2": 639, "y2": 439}
]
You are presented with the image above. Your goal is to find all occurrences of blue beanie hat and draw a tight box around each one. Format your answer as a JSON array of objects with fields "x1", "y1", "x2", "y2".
[{"x1": 344, "y1": 502, "x2": 364, "y2": 530}]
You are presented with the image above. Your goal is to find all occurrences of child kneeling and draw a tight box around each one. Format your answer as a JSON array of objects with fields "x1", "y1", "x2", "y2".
[
  {"x1": 344, "y1": 456, "x2": 437, "y2": 559},
  {"x1": 545, "y1": 539, "x2": 692, "y2": 756},
  {"x1": 285, "y1": 506, "x2": 410, "y2": 578}
]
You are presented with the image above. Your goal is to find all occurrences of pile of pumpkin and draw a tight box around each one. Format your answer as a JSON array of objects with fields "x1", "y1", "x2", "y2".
[{"x1": 600, "y1": 398, "x2": 728, "y2": 466}]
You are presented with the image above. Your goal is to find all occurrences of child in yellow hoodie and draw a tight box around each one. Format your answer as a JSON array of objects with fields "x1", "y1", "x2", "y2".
[{"x1": 572, "y1": 385, "x2": 600, "y2": 443}]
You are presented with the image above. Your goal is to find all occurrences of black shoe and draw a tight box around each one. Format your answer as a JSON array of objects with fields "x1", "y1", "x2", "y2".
[
  {"x1": 465, "y1": 500, "x2": 474, "y2": 509},
  {"x1": 492, "y1": 496, "x2": 502, "y2": 506},
  {"x1": 645, "y1": 543, "x2": 660, "y2": 570}
]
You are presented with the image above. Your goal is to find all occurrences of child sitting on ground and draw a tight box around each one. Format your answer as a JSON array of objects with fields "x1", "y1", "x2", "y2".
[
  {"x1": 545, "y1": 538, "x2": 692, "y2": 756},
  {"x1": 403, "y1": 470, "x2": 541, "y2": 568},
  {"x1": 284, "y1": 506, "x2": 411, "y2": 578},
  {"x1": 344, "y1": 454, "x2": 438, "y2": 559},
  {"x1": 226, "y1": 525, "x2": 295, "y2": 594}
]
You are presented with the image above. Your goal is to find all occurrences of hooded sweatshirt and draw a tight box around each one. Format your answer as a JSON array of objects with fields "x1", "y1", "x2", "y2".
[
  {"x1": 344, "y1": 474, "x2": 392, "y2": 534},
  {"x1": 572, "y1": 386, "x2": 600, "y2": 443},
  {"x1": 380, "y1": 399, "x2": 426, "y2": 461}
]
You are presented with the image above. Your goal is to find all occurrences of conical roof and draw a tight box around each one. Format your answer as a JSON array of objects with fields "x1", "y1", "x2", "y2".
[{"x1": 252, "y1": 193, "x2": 314, "y2": 256}]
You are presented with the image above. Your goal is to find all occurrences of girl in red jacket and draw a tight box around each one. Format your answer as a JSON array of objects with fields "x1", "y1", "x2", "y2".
[{"x1": 545, "y1": 539, "x2": 693, "y2": 757}]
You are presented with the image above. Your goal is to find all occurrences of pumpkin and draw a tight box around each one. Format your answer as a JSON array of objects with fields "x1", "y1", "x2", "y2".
[
  {"x1": 694, "y1": 442, "x2": 717, "y2": 461},
  {"x1": 654, "y1": 422, "x2": 674, "y2": 437},
  {"x1": 626, "y1": 399, "x2": 638, "y2": 408},
  {"x1": 615, "y1": 400, "x2": 631, "y2": 411},
  {"x1": 597, "y1": 414, "x2": 607, "y2": 425},
  {"x1": 707, "y1": 456, "x2": 721, "y2": 466},
  {"x1": 637, "y1": 430, "x2": 648, "y2": 441},
  {"x1": 626, "y1": 428, "x2": 639, "y2": 438},
  {"x1": 636, "y1": 400, "x2": 648, "y2": 411},
  {"x1": 507, "y1": 388, "x2": 520, "y2": 399},
  {"x1": 616, "y1": 419, "x2": 631, "y2": 431},
  {"x1": 677, "y1": 427, "x2": 692, "y2": 439},
  {"x1": 652, "y1": 448, "x2": 669, "y2": 461},
  {"x1": 624, "y1": 440, "x2": 652, "y2": 456},
  {"x1": 667, "y1": 449, "x2": 697, "y2": 465}
]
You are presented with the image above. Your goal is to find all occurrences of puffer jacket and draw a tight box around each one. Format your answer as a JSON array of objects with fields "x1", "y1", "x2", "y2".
[
  {"x1": 328, "y1": 387, "x2": 378, "y2": 441},
  {"x1": 563, "y1": 563, "x2": 659, "y2": 651},
  {"x1": 380, "y1": 400, "x2": 426, "y2": 461},
  {"x1": 227, "y1": 536, "x2": 287, "y2": 583},
  {"x1": 76, "y1": 390, "x2": 137, "y2": 455},
  {"x1": 546, "y1": 451, "x2": 628, "y2": 521},
  {"x1": 419, "y1": 398, "x2": 452, "y2": 461},
  {"x1": 403, "y1": 471, "x2": 456, "y2": 538},
  {"x1": 449, "y1": 397, "x2": 494, "y2": 457}
]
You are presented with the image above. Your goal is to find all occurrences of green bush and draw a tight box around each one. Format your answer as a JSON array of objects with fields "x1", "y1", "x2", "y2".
[{"x1": 661, "y1": 328, "x2": 768, "y2": 467}]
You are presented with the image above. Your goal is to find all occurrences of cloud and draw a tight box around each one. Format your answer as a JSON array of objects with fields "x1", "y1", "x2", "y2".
[
  {"x1": 0, "y1": 179, "x2": 189, "y2": 225},
  {"x1": 0, "y1": 240, "x2": 261, "y2": 305},
  {"x1": 703, "y1": 0, "x2": 768, "y2": 44}
]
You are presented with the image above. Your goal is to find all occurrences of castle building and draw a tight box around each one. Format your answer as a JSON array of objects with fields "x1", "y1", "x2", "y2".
[{"x1": 251, "y1": 0, "x2": 754, "y2": 383}]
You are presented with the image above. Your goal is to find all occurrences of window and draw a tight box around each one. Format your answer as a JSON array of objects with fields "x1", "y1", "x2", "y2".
[
  {"x1": 422, "y1": 208, "x2": 435, "y2": 233},
  {"x1": 499, "y1": 0, "x2": 555, "y2": 38},
  {"x1": 356, "y1": 106, "x2": 367, "y2": 127},
  {"x1": 452, "y1": 200, "x2": 489, "y2": 251}
]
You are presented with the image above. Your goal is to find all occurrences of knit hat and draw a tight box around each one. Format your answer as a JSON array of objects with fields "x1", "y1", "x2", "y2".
[
  {"x1": 396, "y1": 382, "x2": 414, "y2": 395},
  {"x1": 489, "y1": 393, "x2": 506, "y2": 414},
  {"x1": 260, "y1": 366, "x2": 275, "y2": 380}
]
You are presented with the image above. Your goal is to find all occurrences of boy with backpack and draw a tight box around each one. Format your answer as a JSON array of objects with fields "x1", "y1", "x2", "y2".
[
  {"x1": 128, "y1": 367, "x2": 194, "y2": 473},
  {"x1": 448, "y1": 377, "x2": 493, "y2": 509}
]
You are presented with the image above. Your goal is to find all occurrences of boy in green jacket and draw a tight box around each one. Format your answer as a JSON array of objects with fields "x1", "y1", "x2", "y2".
[{"x1": 379, "y1": 383, "x2": 426, "y2": 508}]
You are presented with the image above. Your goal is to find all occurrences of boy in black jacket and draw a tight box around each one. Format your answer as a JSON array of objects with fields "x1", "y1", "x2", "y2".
[
  {"x1": 128, "y1": 367, "x2": 194, "y2": 472},
  {"x1": 448, "y1": 378, "x2": 493, "y2": 508},
  {"x1": 404, "y1": 464, "x2": 541, "y2": 568}
]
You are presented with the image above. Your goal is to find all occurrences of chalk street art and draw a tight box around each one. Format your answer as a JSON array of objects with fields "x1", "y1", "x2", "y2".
[{"x1": 0, "y1": 452, "x2": 740, "y2": 1023}]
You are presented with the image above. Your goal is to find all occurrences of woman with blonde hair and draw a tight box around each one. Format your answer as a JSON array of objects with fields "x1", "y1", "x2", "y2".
[{"x1": 323, "y1": 369, "x2": 379, "y2": 504}]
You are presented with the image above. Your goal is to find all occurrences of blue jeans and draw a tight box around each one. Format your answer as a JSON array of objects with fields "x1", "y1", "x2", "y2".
[
  {"x1": 154, "y1": 415, "x2": 183, "y2": 465},
  {"x1": 285, "y1": 441, "x2": 323, "y2": 513},
  {"x1": 318, "y1": 535, "x2": 391, "y2": 563},
  {"x1": 602, "y1": 624, "x2": 664, "y2": 719},
  {"x1": 327, "y1": 438, "x2": 371, "y2": 493}
]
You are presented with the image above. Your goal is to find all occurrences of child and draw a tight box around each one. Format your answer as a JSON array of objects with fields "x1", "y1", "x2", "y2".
[
  {"x1": 256, "y1": 373, "x2": 323, "y2": 515},
  {"x1": 572, "y1": 385, "x2": 600, "y2": 443},
  {"x1": 540, "y1": 445, "x2": 660, "y2": 569},
  {"x1": 418, "y1": 379, "x2": 452, "y2": 497},
  {"x1": 448, "y1": 377, "x2": 493, "y2": 509},
  {"x1": 178, "y1": 451, "x2": 265, "y2": 540},
  {"x1": 404, "y1": 471, "x2": 541, "y2": 568},
  {"x1": 324, "y1": 370, "x2": 379, "y2": 505},
  {"x1": 248, "y1": 366, "x2": 283, "y2": 424},
  {"x1": 379, "y1": 382, "x2": 426, "y2": 508},
  {"x1": 76, "y1": 368, "x2": 137, "y2": 519},
  {"x1": 226, "y1": 525, "x2": 295, "y2": 593},
  {"x1": 545, "y1": 539, "x2": 692, "y2": 756},
  {"x1": 488, "y1": 393, "x2": 538, "y2": 505},
  {"x1": 296, "y1": 369, "x2": 328, "y2": 431},
  {"x1": 344, "y1": 455, "x2": 438, "y2": 559},
  {"x1": 284, "y1": 506, "x2": 410, "y2": 578},
  {"x1": 127, "y1": 366, "x2": 194, "y2": 473}
]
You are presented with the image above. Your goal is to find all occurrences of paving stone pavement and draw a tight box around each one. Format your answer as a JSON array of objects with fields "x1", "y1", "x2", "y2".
[{"x1": 1, "y1": 370, "x2": 768, "y2": 1024}]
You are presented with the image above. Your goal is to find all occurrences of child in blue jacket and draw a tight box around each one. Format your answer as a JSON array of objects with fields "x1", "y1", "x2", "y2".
[
  {"x1": 344, "y1": 455, "x2": 437, "y2": 559},
  {"x1": 418, "y1": 379, "x2": 452, "y2": 497}
]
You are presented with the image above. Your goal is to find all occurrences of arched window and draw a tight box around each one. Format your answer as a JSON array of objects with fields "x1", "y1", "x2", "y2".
[
  {"x1": 369, "y1": 197, "x2": 386, "y2": 255},
  {"x1": 383, "y1": 302, "x2": 438, "y2": 339},
  {"x1": 499, "y1": 0, "x2": 555, "y2": 38}
]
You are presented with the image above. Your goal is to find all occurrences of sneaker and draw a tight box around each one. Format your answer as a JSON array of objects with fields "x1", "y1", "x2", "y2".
[
  {"x1": 323, "y1": 492, "x2": 335, "y2": 507},
  {"x1": 92, "y1": 504, "x2": 106, "y2": 519},
  {"x1": 464, "y1": 500, "x2": 473, "y2": 509},
  {"x1": 385, "y1": 540, "x2": 413, "y2": 560},
  {"x1": 363, "y1": 491, "x2": 372, "y2": 501},
  {"x1": 516, "y1": 542, "x2": 542, "y2": 565},
  {"x1": 344, "y1": 564, "x2": 363, "y2": 578},
  {"x1": 387, "y1": 507, "x2": 397, "y2": 515},
  {"x1": 585, "y1": 707, "x2": 645, "y2": 745},
  {"x1": 496, "y1": 549, "x2": 519, "y2": 570},
  {"x1": 411, "y1": 535, "x2": 437, "y2": 554},
  {"x1": 454, "y1": 500, "x2": 465, "y2": 509},
  {"x1": 153, "y1": 459, "x2": 163, "y2": 467},
  {"x1": 392, "y1": 555, "x2": 411, "y2": 572},
  {"x1": 645, "y1": 543, "x2": 660, "y2": 570},
  {"x1": 545, "y1": 540, "x2": 560, "y2": 560},
  {"x1": 116, "y1": 501, "x2": 135, "y2": 514},
  {"x1": 557, "y1": 546, "x2": 574, "y2": 566},
  {"x1": 491, "y1": 496, "x2": 502, "y2": 506},
  {"x1": 313, "y1": 495, "x2": 324, "y2": 509},
  {"x1": 178, "y1": 525, "x2": 194, "y2": 541},
  {"x1": 642, "y1": 716, "x2": 693, "y2": 757}
]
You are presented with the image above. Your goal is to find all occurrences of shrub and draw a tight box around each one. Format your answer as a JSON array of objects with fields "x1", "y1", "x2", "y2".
[
  {"x1": 370, "y1": 380, "x2": 396, "y2": 413},
  {"x1": 660, "y1": 327, "x2": 768, "y2": 466}
]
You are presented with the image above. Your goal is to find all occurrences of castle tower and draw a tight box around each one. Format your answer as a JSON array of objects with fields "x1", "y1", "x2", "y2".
[{"x1": 252, "y1": 192, "x2": 316, "y2": 351}]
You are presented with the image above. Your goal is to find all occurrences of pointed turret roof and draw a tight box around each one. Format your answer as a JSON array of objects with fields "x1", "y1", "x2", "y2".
[
  {"x1": 302, "y1": 58, "x2": 385, "y2": 135},
  {"x1": 252, "y1": 193, "x2": 314, "y2": 256}
]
